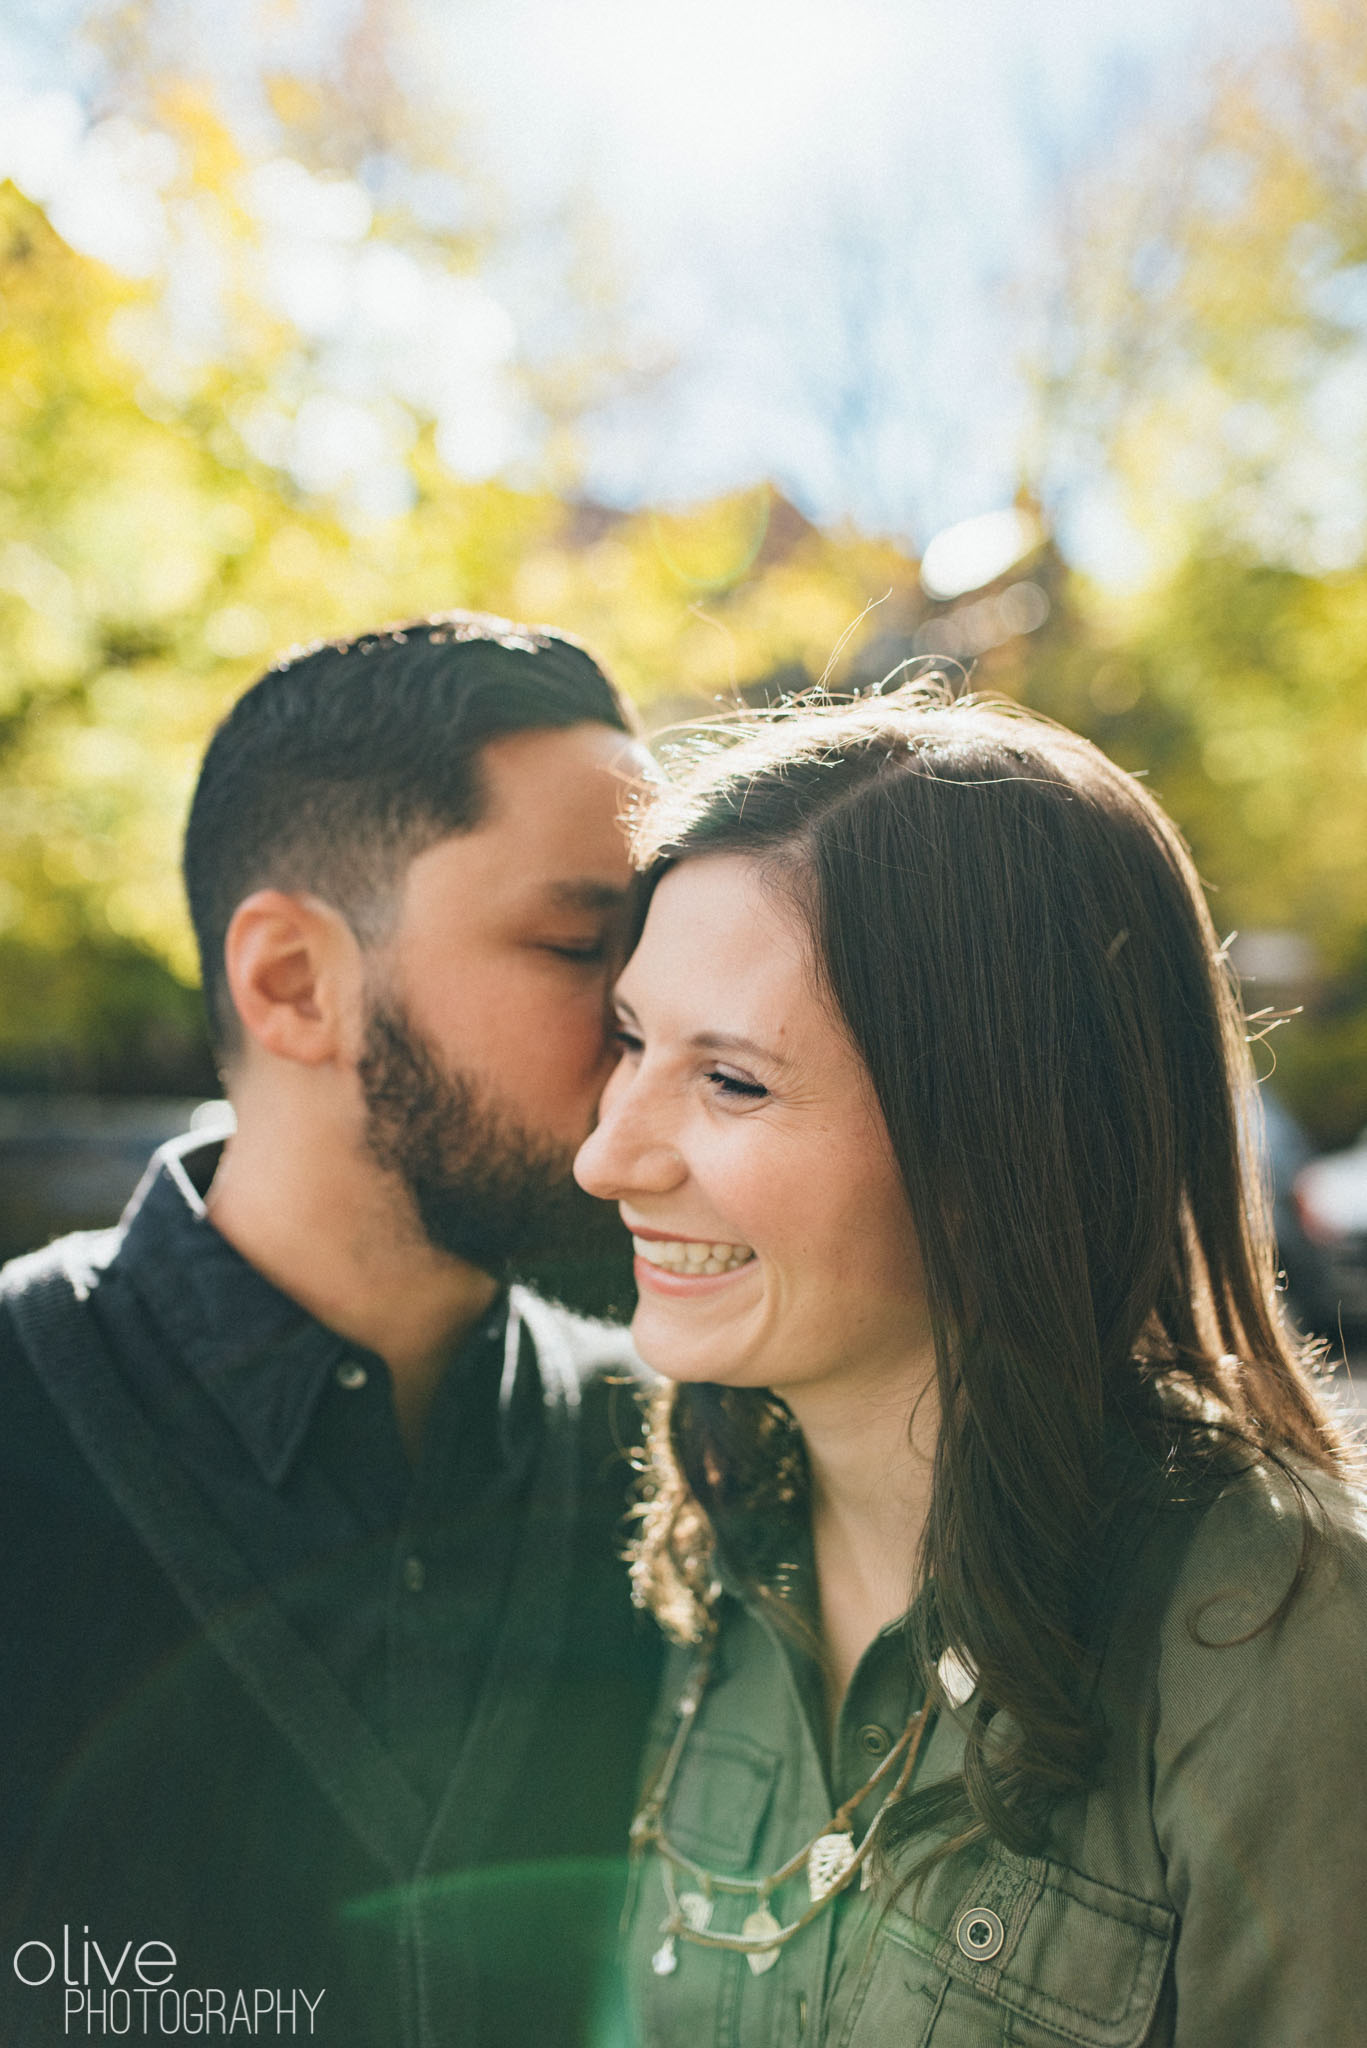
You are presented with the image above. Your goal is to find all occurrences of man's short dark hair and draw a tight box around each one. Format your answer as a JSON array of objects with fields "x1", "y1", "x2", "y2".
[{"x1": 183, "y1": 610, "x2": 637, "y2": 1054}]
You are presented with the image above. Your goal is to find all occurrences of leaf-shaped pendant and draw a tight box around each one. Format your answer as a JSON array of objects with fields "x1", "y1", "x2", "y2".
[
  {"x1": 677, "y1": 1891, "x2": 713, "y2": 1933},
  {"x1": 651, "y1": 1937, "x2": 678, "y2": 1977},
  {"x1": 742, "y1": 1906, "x2": 782, "y2": 1975},
  {"x1": 807, "y1": 1831, "x2": 856, "y2": 1903}
]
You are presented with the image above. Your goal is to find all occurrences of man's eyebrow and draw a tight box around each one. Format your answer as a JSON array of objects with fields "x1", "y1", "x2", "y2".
[
  {"x1": 543, "y1": 880, "x2": 632, "y2": 912},
  {"x1": 613, "y1": 999, "x2": 792, "y2": 1072}
]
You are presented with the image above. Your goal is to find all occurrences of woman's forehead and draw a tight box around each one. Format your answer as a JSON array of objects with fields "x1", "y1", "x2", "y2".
[{"x1": 617, "y1": 855, "x2": 857, "y2": 1065}]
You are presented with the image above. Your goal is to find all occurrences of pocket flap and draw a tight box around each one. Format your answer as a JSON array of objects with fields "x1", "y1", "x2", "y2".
[
  {"x1": 888, "y1": 1851, "x2": 1175, "y2": 2047},
  {"x1": 660, "y1": 1729, "x2": 781, "y2": 1871}
]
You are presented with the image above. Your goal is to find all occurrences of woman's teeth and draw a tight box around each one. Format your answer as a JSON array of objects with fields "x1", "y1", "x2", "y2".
[{"x1": 632, "y1": 1235, "x2": 755, "y2": 1277}]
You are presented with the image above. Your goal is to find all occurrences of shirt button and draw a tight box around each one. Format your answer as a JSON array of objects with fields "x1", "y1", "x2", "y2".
[
  {"x1": 336, "y1": 1358, "x2": 368, "y2": 1390},
  {"x1": 402, "y1": 1555, "x2": 425, "y2": 1594},
  {"x1": 856, "y1": 1723, "x2": 892, "y2": 1758}
]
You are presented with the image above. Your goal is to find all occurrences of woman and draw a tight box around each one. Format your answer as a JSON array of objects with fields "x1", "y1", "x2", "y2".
[{"x1": 573, "y1": 682, "x2": 1367, "y2": 2048}]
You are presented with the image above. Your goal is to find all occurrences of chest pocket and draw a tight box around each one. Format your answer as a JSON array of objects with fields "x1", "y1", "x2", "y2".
[
  {"x1": 625, "y1": 1733, "x2": 786, "y2": 2048},
  {"x1": 843, "y1": 1849, "x2": 1175, "y2": 2048},
  {"x1": 656, "y1": 1726, "x2": 783, "y2": 1869}
]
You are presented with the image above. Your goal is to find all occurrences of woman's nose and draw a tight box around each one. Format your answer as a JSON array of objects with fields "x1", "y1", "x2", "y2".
[{"x1": 574, "y1": 1069, "x2": 685, "y2": 1200}]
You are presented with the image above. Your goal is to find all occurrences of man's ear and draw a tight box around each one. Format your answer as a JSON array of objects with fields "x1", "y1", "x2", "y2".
[{"x1": 223, "y1": 890, "x2": 361, "y2": 1067}]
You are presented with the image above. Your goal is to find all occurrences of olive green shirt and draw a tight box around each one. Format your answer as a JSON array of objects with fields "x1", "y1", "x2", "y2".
[{"x1": 623, "y1": 1464, "x2": 1367, "y2": 2047}]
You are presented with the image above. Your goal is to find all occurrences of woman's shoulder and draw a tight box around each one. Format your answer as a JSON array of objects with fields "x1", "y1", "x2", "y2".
[
  {"x1": 1108, "y1": 1451, "x2": 1367, "y2": 1709},
  {"x1": 1115, "y1": 1457, "x2": 1367, "y2": 2043},
  {"x1": 1163, "y1": 1452, "x2": 1366, "y2": 1602}
]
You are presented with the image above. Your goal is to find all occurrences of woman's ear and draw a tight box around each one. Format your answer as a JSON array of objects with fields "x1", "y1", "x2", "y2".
[{"x1": 222, "y1": 890, "x2": 361, "y2": 1067}]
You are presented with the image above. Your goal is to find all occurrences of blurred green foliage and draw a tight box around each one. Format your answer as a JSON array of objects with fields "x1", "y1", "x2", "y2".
[
  {"x1": 1026, "y1": 0, "x2": 1367, "y2": 1141},
  {"x1": 2, "y1": 0, "x2": 1365, "y2": 1142},
  {"x1": 1017, "y1": 553, "x2": 1367, "y2": 1142},
  {"x1": 0, "y1": 146, "x2": 923, "y2": 1092}
]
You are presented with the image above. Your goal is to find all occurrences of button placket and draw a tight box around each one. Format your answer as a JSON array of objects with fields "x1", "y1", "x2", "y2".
[{"x1": 834, "y1": 1659, "x2": 908, "y2": 1814}]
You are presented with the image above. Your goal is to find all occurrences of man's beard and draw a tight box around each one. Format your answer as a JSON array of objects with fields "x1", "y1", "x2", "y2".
[{"x1": 357, "y1": 996, "x2": 626, "y2": 1282}]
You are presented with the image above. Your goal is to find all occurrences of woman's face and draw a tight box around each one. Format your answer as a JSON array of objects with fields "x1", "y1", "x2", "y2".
[{"x1": 573, "y1": 853, "x2": 933, "y2": 1410}]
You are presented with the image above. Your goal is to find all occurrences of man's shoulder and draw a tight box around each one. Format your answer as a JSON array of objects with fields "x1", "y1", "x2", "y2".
[
  {"x1": 0, "y1": 1226, "x2": 124, "y2": 1309},
  {"x1": 0, "y1": 1230, "x2": 127, "y2": 1387},
  {"x1": 0, "y1": 1230, "x2": 125, "y2": 1398},
  {"x1": 0, "y1": 1233, "x2": 137, "y2": 1509}
]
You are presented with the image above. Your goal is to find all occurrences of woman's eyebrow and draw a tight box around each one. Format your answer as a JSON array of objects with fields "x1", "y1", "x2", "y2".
[
  {"x1": 690, "y1": 1031, "x2": 792, "y2": 1072},
  {"x1": 612, "y1": 998, "x2": 790, "y2": 1072}
]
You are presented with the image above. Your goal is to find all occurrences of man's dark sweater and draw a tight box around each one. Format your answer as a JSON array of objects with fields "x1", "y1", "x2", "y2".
[{"x1": 0, "y1": 1134, "x2": 659, "y2": 2048}]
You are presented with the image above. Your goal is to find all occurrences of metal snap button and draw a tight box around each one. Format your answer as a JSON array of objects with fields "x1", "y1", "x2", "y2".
[
  {"x1": 955, "y1": 1906, "x2": 1005, "y2": 1961},
  {"x1": 402, "y1": 1555, "x2": 426, "y2": 1594},
  {"x1": 336, "y1": 1358, "x2": 368, "y2": 1390},
  {"x1": 856, "y1": 1723, "x2": 892, "y2": 1758}
]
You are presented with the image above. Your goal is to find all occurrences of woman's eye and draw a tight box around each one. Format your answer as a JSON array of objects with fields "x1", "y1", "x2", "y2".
[
  {"x1": 707, "y1": 1069, "x2": 768, "y2": 1100},
  {"x1": 613, "y1": 1026, "x2": 644, "y2": 1054}
]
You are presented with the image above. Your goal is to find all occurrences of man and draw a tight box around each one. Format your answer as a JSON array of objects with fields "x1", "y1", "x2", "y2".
[{"x1": 0, "y1": 614, "x2": 660, "y2": 2048}]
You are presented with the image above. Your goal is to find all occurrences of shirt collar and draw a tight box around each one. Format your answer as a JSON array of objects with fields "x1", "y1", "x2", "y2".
[
  {"x1": 116, "y1": 1128, "x2": 524, "y2": 1490},
  {"x1": 117, "y1": 1130, "x2": 373, "y2": 1486}
]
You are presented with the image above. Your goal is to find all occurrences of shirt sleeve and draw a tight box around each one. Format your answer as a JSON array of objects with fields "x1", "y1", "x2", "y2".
[{"x1": 1150, "y1": 1467, "x2": 1367, "y2": 2048}]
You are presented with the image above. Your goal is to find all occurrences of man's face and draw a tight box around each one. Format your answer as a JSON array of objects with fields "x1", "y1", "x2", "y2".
[{"x1": 357, "y1": 721, "x2": 643, "y2": 1265}]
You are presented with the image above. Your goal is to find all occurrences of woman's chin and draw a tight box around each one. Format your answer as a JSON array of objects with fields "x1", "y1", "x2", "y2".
[
  {"x1": 630, "y1": 1286, "x2": 766, "y2": 1388},
  {"x1": 629, "y1": 1253, "x2": 764, "y2": 1377}
]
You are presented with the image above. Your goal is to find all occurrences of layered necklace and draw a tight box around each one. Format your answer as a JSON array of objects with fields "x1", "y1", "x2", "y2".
[{"x1": 630, "y1": 1652, "x2": 932, "y2": 1978}]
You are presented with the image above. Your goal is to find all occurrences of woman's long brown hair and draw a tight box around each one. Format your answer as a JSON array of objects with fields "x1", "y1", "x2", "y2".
[{"x1": 626, "y1": 681, "x2": 1357, "y2": 1870}]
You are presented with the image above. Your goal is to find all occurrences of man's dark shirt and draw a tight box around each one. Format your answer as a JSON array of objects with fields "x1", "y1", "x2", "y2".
[
  {"x1": 89, "y1": 1135, "x2": 539, "y2": 1805},
  {"x1": 0, "y1": 1133, "x2": 661, "y2": 2048}
]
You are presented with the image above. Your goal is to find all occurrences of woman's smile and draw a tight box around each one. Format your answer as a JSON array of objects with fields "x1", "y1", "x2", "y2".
[{"x1": 629, "y1": 1222, "x2": 758, "y2": 1287}]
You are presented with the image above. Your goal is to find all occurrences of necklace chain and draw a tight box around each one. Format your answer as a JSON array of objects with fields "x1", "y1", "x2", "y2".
[{"x1": 629, "y1": 1651, "x2": 932, "y2": 1963}]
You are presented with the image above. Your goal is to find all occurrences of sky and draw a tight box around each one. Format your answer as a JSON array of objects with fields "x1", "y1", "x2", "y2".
[
  {"x1": 432, "y1": 0, "x2": 1287, "y2": 567},
  {"x1": 0, "y1": 0, "x2": 1288, "y2": 575}
]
